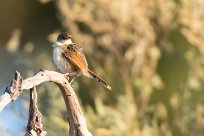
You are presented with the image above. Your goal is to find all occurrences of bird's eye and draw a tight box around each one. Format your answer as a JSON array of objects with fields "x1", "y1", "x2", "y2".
[
  {"x1": 63, "y1": 34, "x2": 68, "y2": 39},
  {"x1": 62, "y1": 33, "x2": 72, "y2": 39},
  {"x1": 57, "y1": 32, "x2": 72, "y2": 41}
]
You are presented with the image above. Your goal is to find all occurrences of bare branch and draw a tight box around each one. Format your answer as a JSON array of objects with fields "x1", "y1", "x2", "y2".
[
  {"x1": 0, "y1": 69, "x2": 92, "y2": 136},
  {"x1": 25, "y1": 87, "x2": 46, "y2": 136},
  {"x1": 0, "y1": 71, "x2": 22, "y2": 111}
]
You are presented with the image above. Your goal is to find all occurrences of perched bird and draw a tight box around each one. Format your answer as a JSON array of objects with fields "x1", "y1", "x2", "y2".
[{"x1": 52, "y1": 32, "x2": 111, "y2": 90}]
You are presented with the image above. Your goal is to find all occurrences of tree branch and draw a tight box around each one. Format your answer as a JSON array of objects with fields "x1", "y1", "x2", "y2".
[
  {"x1": 0, "y1": 71, "x2": 22, "y2": 111},
  {"x1": 25, "y1": 87, "x2": 46, "y2": 136},
  {"x1": 0, "y1": 69, "x2": 92, "y2": 136}
]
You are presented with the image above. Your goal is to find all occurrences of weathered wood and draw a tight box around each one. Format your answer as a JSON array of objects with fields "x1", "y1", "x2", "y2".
[
  {"x1": 25, "y1": 87, "x2": 46, "y2": 136},
  {"x1": 0, "y1": 71, "x2": 22, "y2": 111},
  {"x1": 0, "y1": 69, "x2": 92, "y2": 136}
]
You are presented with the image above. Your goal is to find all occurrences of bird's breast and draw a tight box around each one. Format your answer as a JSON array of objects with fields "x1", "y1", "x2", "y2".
[{"x1": 53, "y1": 47, "x2": 73, "y2": 73}]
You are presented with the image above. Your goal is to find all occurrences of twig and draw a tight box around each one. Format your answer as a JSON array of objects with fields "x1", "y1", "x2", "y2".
[
  {"x1": 25, "y1": 87, "x2": 46, "y2": 136},
  {"x1": 0, "y1": 69, "x2": 92, "y2": 136}
]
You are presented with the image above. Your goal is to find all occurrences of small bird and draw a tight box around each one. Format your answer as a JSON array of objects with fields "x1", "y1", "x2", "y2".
[{"x1": 52, "y1": 32, "x2": 112, "y2": 90}]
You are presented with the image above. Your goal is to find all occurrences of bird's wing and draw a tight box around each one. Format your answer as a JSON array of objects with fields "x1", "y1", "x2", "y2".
[
  {"x1": 72, "y1": 42, "x2": 83, "y2": 50},
  {"x1": 63, "y1": 43, "x2": 88, "y2": 71}
]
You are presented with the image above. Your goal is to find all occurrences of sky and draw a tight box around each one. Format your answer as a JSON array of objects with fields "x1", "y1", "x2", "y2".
[{"x1": 0, "y1": 96, "x2": 27, "y2": 136}]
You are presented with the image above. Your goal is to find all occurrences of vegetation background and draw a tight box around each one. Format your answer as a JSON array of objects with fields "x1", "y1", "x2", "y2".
[{"x1": 0, "y1": 0, "x2": 204, "y2": 136}]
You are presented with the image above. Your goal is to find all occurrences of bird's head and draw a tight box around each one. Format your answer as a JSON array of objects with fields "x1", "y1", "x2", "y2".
[{"x1": 56, "y1": 32, "x2": 72, "y2": 45}]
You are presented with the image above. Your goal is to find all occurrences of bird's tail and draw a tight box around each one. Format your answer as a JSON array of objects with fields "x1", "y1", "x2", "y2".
[{"x1": 84, "y1": 69, "x2": 112, "y2": 91}]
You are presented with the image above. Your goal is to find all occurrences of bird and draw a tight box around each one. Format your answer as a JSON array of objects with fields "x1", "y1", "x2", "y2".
[{"x1": 52, "y1": 32, "x2": 112, "y2": 91}]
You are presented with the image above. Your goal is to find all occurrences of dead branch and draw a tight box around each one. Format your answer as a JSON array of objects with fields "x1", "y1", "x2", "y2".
[
  {"x1": 0, "y1": 71, "x2": 22, "y2": 111},
  {"x1": 25, "y1": 87, "x2": 46, "y2": 136},
  {"x1": 0, "y1": 69, "x2": 92, "y2": 136}
]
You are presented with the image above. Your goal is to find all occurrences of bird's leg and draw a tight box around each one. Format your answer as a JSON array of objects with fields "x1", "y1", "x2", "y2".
[
  {"x1": 69, "y1": 76, "x2": 76, "y2": 84},
  {"x1": 65, "y1": 76, "x2": 75, "y2": 88},
  {"x1": 65, "y1": 71, "x2": 79, "y2": 87},
  {"x1": 64, "y1": 73, "x2": 74, "y2": 88}
]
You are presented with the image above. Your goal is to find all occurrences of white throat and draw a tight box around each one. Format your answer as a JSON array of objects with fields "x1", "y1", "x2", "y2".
[
  {"x1": 64, "y1": 39, "x2": 73, "y2": 44},
  {"x1": 52, "y1": 39, "x2": 73, "y2": 48}
]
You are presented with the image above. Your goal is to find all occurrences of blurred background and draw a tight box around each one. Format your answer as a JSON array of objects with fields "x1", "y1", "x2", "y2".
[{"x1": 0, "y1": 0, "x2": 204, "y2": 135}]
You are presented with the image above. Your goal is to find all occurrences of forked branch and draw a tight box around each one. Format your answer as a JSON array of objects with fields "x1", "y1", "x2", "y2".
[{"x1": 0, "y1": 69, "x2": 92, "y2": 136}]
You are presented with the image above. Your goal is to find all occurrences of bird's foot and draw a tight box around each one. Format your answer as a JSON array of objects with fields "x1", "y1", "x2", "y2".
[
  {"x1": 64, "y1": 74, "x2": 76, "y2": 88},
  {"x1": 64, "y1": 73, "x2": 70, "y2": 80}
]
